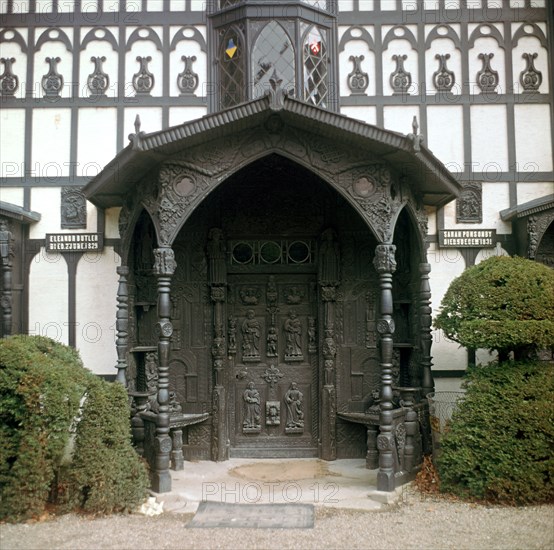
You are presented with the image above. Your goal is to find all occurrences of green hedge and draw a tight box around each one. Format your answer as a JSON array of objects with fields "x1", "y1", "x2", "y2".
[
  {"x1": 0, "y1": 336, "x2": 148, "y2": 521},
  {"x1": 438, "y1": 361, "x2": 554, "y2": 504}
]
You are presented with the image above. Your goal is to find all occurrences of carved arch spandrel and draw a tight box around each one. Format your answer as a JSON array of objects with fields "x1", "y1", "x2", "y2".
[{"x1": 142, "y1": 125, "x2": 425, "y2": 247}]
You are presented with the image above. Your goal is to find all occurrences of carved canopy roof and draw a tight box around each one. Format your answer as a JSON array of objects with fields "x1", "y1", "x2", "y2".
[{"x1": 84, "y1": 93, "x2": 461, "y2": 209}]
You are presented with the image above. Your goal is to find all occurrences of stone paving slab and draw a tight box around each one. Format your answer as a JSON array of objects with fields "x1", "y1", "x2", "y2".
[{"x1": 186, "y1": 501, "x2": 315, "y2": 529}]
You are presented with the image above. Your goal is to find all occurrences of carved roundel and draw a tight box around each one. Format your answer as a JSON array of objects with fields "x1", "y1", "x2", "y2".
[
  {"x1": 376, "y1": 319, "x2": 395, "y2": 334},
  {"x1": 353, "y1": 176, "x2": 377, "y2": 198},
  {"x1": 158, "y1": 436, "x2": 172, "y2": 453},
  {"x1": 377, "y1": 435, "x2": 392, "y2": 451},
  {"x1": 174, "y1": 175, "x2": 196, "y2": 197},
  {"x1": 157, "y1": 321, "x2": 174, "y2": 337}
]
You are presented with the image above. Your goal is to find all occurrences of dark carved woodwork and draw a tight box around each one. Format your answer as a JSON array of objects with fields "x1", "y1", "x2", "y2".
[
  {"x1": 0, "y1": 218, "x2": 14, "y2": 337},
  {"x1": 433, "y1": 54, "x2": 455, "y2": 92},
  {"x1": 520, "y1": 53, "x2": 542, "y2": 92},
  {"x1": 178, "y1": 55, "x2": 199, "y2": 95},
  {"x1": 477, "y1": 53, "x2": 499, "y2": 93},
  {"x1": 61, "y1": 187, "x2": 87, "y2": 229},
  {"x1": 284, "y1": 382, "x2": 304, "y2": 433},
  {"x1": 87, "y1": 56, "x2": 110, "y2": 97},
  {"x1": 390, "y1": 54, "x2": 411, "y2": 95},
  {"x1": 42, "y1": 56, "x2": 64, "y2": 99},
  {"x1": 0, "y1": 57, "x2": 19, "y2": 97},
  {"x1": 115, "y1": 266, "x2": 130, "y2": 385},
  {"x1": 456, "y1": 181, "x2": 482, "y2": 223},
  {"x1": 374, "y1": 243, "x2": 397, "y2": 492},
  {"x1": 151, "y1": 247, "x2": 176, "y2": 492},
  {"x1": 133, "y1": 56, "x2": 154, "y2": 95},
  {"x1": 347, "y1": 55, "x2": 369, "y2": 95},
  {"x1": 419, "y1": 263, "x2": 434, "y2": 411}
]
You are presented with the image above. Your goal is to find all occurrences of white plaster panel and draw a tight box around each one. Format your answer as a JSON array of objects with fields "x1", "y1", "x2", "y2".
[
  {"x1": 425, "y1": 38, "x2": 462, "y2": 96},
  {"x1": 468, "y1": 35, "x2": 505, "y2": 95},
  {"x1": 124, "y1": 107, "x2": 163, "y2": 136},
  {"x1": 125, "y1": 1, "x2": 140, "y2": 13},
  {"x1": 79, "y1": 39, "x2": 119, "y2": 99},
  {"x1": 33, "y1": 30, "x2": 73, "y2": 99},
  {"x1": 383, "y1": 105, "x2": 420, "y2": 135},
  {"x1": 382, "y1": 40, "x2": 419, "y2": 96},
  {"x1": 35, "y1": 0, "x2": 54, "y2": 12},
  {"x1": 443, "y1": 0, "x2": 460, "y2": 7},
  {"x1": 58, "y1": 1, "x2": 76, "y2": 12},
  {"x1": 423, "y1": 0, "x2": 439, "y2": 9},
  {"x1": 81, "y1": 0, "x2": 98, "y2": 11},
  {"x1": 29, "y1": 248, "x2": 69, "y2": 345},
  {"x1": 0, "y1": 188, "x2": 24, "y2": 207},
  {"x1": 29, "y1": 187, "x2": 60, "y2": 238},
  {"x1": 0, "y1": 36, "x2": 28, "y2": 100},
  {"x1": 511, "y1": 33, "x2": 549, "y2": 94},
  {"x1": 125, "y1": 30, "x2": 163, "y2": 98},
  {"x1": 339, "y1": 39, "x2": 376, "y2": 97},
  {"x1": 427, "y1": 106, "x2": 464, "y2": 167},
  {"x1": 443, "y1": 181, "x2": 511, "y2": 233},
  {"x1": 76, "y1": 247, "x2": 121, "y2": 375},
  {"x1": 168, "y1": 107, "x2": 208, "y2": 126},
  {"x1": 85, "y1": 201, "x2": 98, "y2": 233},
  {"x1": 105, "y1": 207, "x2": 122, "y2": 238},
  {"x1": 433, "y1": 378, "x2": 464, "y2": 392},
  {"x1": 169, "y1": 1, "x2": 187, "y2": 10},
  {"x1": 486, "y1": 0, "x2": 502, "y2": 7},
  {"x1": 0, "y1": 108, "x2": 25, "y2": 179},
  {"x1": 77, "y1": 108, "x2": 117, "y2": 177},
  {"x1": 470, "y1": 104, "x2": 508, "y2": 172},
  {"x1": 514, "y1": 105, "x2": 553, "y2": 173},
  {"x1": 146, "y1": 0, "x2": 164, "y2": 11},
  {"x1": 338, "y1": 0, "x2": 354, "y2": 9},
  {"x1": 358, "y1": 0, "x2": 374, "y2": 9},
  {"x1": 381, "y1": 0, "x2": 397, "y2": 10},
  {"x1": 426, "y1": 205, "x2": 437, "y2": 235},
  {"x1": 31, "y1": 108, "x2": 72, "y2": 178},
  {"x1": 339, "y1": 106, "x2": 377, "y2": 126},
  {"x1": 427, "y1": 241, "x2": 468, "y2": 371},
  {"x1": 517, "y1": 182, "x2": 554, "y2": 205},
  {"x1": 190, "y1": 0, "x2": 205, "y2": 11},
  {"x1": 169, "y1": 39, "x2": 207, "y2": 98}
]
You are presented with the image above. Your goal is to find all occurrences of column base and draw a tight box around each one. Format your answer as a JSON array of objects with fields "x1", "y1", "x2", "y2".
[{"x1": 150, "y1": 471, "x2": 172, "y2": 494}]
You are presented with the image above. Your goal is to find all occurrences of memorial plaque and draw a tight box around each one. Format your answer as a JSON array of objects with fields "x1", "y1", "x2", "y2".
[
  {"x1": 46, "y1": 233, "x2": 104, "y2": 252},
  {"x1": 439, "y1": 229, "x2": 496, "y2": 248}
]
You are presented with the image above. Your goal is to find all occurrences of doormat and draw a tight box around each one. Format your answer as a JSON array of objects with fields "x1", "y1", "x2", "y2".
[{"x1": 186, "y1": 501, "x2": 314, "y2": 529}]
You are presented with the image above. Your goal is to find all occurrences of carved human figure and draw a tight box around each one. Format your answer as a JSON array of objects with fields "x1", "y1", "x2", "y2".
[
  {"x1": 207, "y1": 227, "x2": 226, "y2": 284},
  {"x1": 319, "y1": 228, "x2": 340, "y2": 285},
  {"x1": 0, "y1": 218, "x2": 13, "y2": 265},
  {"x1": 284, "y1": 382, "x2": 304, "y2": 428},
  {"x1": 284, "y1": 311, "x2": 302, "y2": 358},
  {"x1": 242, "y1": 309, "x2": 260, "y2": 358},
  {"x1": 228, "y1": 315, "x2": 237, "y2": 352},
  {"x1": 308, "y1": 316, "x2": 317, "y2": 353},
  {"x1": 242, "y1": 382, "x2": 261, "y2": 429},
  {"x1": 266, "y1": 325, "x2": 278, "y2": 357}
]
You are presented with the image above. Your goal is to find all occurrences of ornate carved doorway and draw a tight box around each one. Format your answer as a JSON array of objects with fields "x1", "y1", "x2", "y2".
[{"x1": 227, "y1": 261, "x2": 319, "y2": 457}]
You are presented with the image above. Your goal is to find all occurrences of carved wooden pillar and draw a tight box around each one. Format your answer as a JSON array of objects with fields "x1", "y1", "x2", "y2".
[
  {"x1": 115, "y1": 266, "x2": 129, "y2": 385},
  {"x1": 419, "y1": 263, "x2": 434, "y2": 399},
  {"x1": 320, "y1": 286, "x2": 337, "y2": 461},
  {"x1": 374, "y1": 244, "x2": 397, "y2": 492},
  {"x1": 207, "y1": 228, "x2": 228, "y2": 461},
  {"x1": 152, "y1": 247, "x2": 176, "y2": 493},
  {"x1": 0, "y1": 218, "x2": 14, "y2": 337},
  {"x1": 319, "y1": 228, "x2": 340, "y2": 461}
]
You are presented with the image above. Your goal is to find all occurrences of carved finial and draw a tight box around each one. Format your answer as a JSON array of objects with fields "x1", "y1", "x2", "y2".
[
  {"x1": 407, "y1": 116, "x2": 424, "y2": 152},
  {"x1": 268, "y1": 69, "x2": 285, "y2": 110},
  {"x1": 128, "y1": 114, "x2": 145, "y2": 151}
]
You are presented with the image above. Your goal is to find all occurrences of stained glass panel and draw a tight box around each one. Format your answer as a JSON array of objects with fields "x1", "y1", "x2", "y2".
[
  {"x1": 303, "y1": 27, "x2": 328, "y2": 108},
  {"x1": 251, "y1": 21, "x2": 295, "y2": 99},
  {"x1": 220, "y1": 27, "x2": 246, "y2": 109}
]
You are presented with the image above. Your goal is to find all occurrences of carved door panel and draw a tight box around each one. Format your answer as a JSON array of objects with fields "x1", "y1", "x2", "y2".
[{"x1": 227, "y1": 273, "x2": 319, "y2": 458}]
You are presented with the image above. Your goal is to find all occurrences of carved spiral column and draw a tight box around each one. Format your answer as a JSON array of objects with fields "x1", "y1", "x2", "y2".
[
  {"x1": 0, "y1": 218, "x2": 14, "y2": 338},
  {"x1": 374, "y1": 244, "x2": 397, "y2": 492},
  {"x1": 419, "y1": 262, "x2": 434, "y2": 455},
  {"x1": 419, "y1": 263, "x2": 434, "y2": 398},
  {"x1": 115, "y1": 266, "x2": 129, "y2": 385},
  {"x1": 152, "y1": 247, "x2": 176, "y2": 493},
  {"x1": 207, "y1": 228, "x2": 228, "y2": 461},
  {"x1": 320, "y1": 286, "x2": 337, "y2": 461}
]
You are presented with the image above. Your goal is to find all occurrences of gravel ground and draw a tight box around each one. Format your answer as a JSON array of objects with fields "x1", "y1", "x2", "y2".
[{"x1": 1, "y1": 489, "x2": 553, "y2": 550}]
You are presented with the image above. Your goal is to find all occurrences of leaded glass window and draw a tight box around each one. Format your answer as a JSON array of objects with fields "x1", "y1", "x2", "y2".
[
  {"x1": 251, "y1": 22, "x2": 295, "y2": 99},
  {"x1": 303, "y1": 26, "x2": 328, "y2": 108},
  {"x1": 219, "y1": 26, "x2": 246, "y2": 109}
]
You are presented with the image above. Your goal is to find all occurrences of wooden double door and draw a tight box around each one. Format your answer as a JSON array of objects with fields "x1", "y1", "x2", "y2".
[{"x1": 227, "y1": 271, "x2": 319, "y2": 457}]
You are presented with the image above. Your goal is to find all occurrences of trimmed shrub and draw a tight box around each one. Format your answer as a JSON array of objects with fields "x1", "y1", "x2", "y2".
[
  {"x1": 437, "y1": 361, "x2": 554, "y2": 504},
  {"x1": 434, "y1": 255, "x2": 554, "y2": 360},
  {"x1": 0, "y1": 336, "x2": 148, "y2": 522}
]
